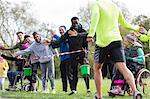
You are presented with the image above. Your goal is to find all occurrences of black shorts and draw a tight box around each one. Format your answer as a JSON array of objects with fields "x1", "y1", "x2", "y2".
[{"x1": 94, "y1": 41, "x2": 126, "y2": 64}]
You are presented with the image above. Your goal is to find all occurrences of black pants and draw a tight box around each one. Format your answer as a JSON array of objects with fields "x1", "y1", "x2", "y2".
[
  {"x1": 60, "y1": 59, "x2": 72, "y2": 92},
  {"x1": 70, "y1": 53, "x2": 90, "y2": 91},
  {"x1": 31, "y1": 62, "x2": 40, "y2": 83}
]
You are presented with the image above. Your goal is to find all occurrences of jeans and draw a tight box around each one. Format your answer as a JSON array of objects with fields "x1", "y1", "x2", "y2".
[
  {"x1": 40, "y1": 58, "x2": 55, "y2": 90},
  {"x1": 7, "y1": 71, "x2": 22, "y2": 86}
]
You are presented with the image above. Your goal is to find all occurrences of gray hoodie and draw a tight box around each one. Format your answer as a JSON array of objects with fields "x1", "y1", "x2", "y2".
[{"x1": 15, "y1": 38, "x2": 57, "y2": 63}]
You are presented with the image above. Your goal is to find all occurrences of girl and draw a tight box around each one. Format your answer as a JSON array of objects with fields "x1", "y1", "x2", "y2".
[{"x1": 0, "y1": 55, "x2": 9, "y2": 91}]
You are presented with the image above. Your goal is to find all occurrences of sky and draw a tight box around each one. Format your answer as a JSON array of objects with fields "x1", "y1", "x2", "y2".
[{"x1": 6, "y1": 0, "x2": 150, "y2": 28}]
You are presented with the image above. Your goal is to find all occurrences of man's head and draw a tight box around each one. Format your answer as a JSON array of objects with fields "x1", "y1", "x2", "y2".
[
  {"x1": 71, "y1": 17, "x2": 79, "y2": 28},
  {"x1": 59, "y1": 25, "x2": 66, "y2": 35},
  {"x1": 16, "y1": 32, "x2": 24, "y2": 41},
  {"x1": 32, "y1": 32, "x2": 41, "y2": 43},
  {"x1": 24, "y1": 35, "x2": 34, "y2": 44}
]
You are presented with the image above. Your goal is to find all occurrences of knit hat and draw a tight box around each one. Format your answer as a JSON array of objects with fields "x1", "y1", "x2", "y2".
[{"x1": 125, "y1": 34, "x2": 137, "y2": 43}]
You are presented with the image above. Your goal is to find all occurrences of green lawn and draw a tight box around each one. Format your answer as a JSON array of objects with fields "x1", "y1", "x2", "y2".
[{"x1": 0, "y1": 79, "x2": 150, "y2": 99}]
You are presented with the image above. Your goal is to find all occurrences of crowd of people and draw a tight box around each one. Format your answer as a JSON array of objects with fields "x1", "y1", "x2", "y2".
[{"x1": 0, "y1": 0, "x2": 150, "y2": 99}]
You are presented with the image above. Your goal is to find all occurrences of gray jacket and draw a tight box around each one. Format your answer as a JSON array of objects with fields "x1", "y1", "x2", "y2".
[{"x1": 15, "y1": 38, "x2": 57, "y2": 63}]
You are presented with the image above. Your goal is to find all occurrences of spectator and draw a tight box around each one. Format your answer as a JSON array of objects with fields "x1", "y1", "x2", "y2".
[
  {"x1": 0, "y1": 55, "x2": 9, "y2": 91},
  {"x1": 0, "y1": 32, "x2": 27, "y2": 50},
  {"x1": 24, "y1": 35, "x2": 40, "y2": 92},
  {"x1": 49, "y1": 26, "x2": 72, "y2": 93},
  {"x1": 14, "y1": 32, "x2": 57, "y2": 94},
  {"x1": 1, "y1": 54, "x2": 25, "y2": 91},
  {"x1": 49, "y1": 24, "x2": 90, "y2": 95}
]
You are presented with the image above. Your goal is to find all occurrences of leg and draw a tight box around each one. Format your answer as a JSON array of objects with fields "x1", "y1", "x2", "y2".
[
  {"x1": 47, "y1": 59, "x2": 55, "y2": 90},
  {"x1": 116, "y1": 62, "x2": 137, "y2": 92},
  {"x1": 31, "y1": 62, "x2": 39, "y2": 91},
  {"x1": 60, "y1": 61, "x2": 68, "y2": 92},
  {"x1": 40, "y1": 63, "x2": 48, "y2": 91},
  {"x1": 83, "y1": 76, "x2": 90, "y2": 91},
  {"x1": 0, "y1": 78, "x2": 5, "y2": 91},
  {"x1": 71, "y1": 59, "x2": 78, "y2": 91},
  {"x1": 65, "y1": 59, "x2": 73, "y2": 91},
  {"x1": 7, "y1": 71, "x2": 19, "y2": 86},
  {"x1": 68, "y1": 58, "x2": 78, "y2": 95},
  {"x1": 94, "y1": 63, "x2": 103, "y2": 98}
]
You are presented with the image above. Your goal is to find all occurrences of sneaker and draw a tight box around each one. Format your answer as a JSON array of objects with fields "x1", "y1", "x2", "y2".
[
  {"x1": 94, "y1": 95, "x2": 101, "y2": 99},
  {"x1": 32, "y1": 90, "x2": 37, "y2": 93},
  {"x1": 133, "y1": 91, "x2": 142, "y2": 99},
  {"x1": 109, "y1": 86, "x2": 124, "y2": 96},
  {"x1": 68, "y1": 90, "x2": 77, "y2": 95},
  {"x1": 87, "y1": 89, "x2": 91, "y2": 93},
  {"x1": 60, "y1": 91, "x2": 67, "y2": 94},
  {"x1": 52, "y1": 89, "x2": 56, "y2": 94},
  {"x1": 42, "y1": 89, "x2": 49, "y2": 93}
]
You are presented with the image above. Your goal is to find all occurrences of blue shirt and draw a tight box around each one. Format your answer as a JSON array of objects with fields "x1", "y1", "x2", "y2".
[{"x1": 53, "y1": 34, "x2": 70, "y2": 61}]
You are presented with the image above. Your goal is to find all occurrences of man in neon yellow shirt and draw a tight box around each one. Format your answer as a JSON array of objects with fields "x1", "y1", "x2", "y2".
[{"x1": 87, "y1": 0, "x2": 142, "y2": 99}]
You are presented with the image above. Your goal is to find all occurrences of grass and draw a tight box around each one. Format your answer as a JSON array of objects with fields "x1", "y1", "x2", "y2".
[{"x1": 0, "y1": 78, "x2": 150, "y2": 99}]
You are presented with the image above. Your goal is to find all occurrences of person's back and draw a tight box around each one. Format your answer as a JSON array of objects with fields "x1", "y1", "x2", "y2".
[{"x1": 89, "y1": 0, "x2": 139, "y2": 47}]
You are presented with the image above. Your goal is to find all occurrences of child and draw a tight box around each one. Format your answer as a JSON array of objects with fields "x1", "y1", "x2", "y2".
[
  {"x1": 109, "y1": 34, "x2": 145, "y2": 96},
  {"x1": 0, "y1": 55, "x2": 9, "y2": 91}
]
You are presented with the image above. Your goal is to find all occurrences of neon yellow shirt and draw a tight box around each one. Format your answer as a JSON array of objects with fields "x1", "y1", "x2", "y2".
[
  {"x1": 88, "y1": 0, "x2": 139, "y2": 47},
  {"x1": 139, "y1": 29, "x2": 150, "y2": 49}
]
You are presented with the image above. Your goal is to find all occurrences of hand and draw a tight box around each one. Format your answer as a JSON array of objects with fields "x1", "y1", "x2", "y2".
[
  {"x1": 0, "y1": 43, "x2": 4, "y2": 50},
  {"x1": 49, "y1": 29, "x2": 55, "y2": 38},
  {"x1": 83, "y1": 58, "x2": 89, "y2": 64},
  {"x1": 133, "y1": 32, "x2": 141, "y2": 37},
  {"x1": 43, "y1": 39, "x2": 51, "y2": 45},
  {"x1": 86, "y1": 36, "x2": 94, "y2": 42},
  {"x1": 68, "y1": 30, "x2": 77, "y2": 36},
  {"x1": 25, "y1": 61, "x2": 30, "y2": 66},
  {"x1": 139, "y1": 27, "x2": 147, "y2": 33}
]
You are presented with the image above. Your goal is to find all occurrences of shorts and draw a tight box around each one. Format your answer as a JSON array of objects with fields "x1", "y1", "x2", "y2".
[{"x1": 94, "y1": 41, "x2": 126, "y2": 64}]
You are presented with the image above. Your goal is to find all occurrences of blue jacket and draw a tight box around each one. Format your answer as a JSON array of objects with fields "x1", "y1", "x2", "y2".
[{"x1": 53, "y1": 34, "x2": 70, "y2": 61}]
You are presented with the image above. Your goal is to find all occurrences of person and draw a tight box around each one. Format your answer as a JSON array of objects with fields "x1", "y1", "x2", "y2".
[
  {"x1": 49, "y1": 26, "x2": 72, "y2": 93},
  {"x1": 0, "y1": 32, "x2": 27, "y2": 50},
  {"x1": 49, "y1": 18, "x2": 90, "y2": 95},
  {"x1": 87, "y1": 0, "x2": 143, "y2": 99},
  {"x1": 0, "y1": 32, "x2": 28, "y2": 90},
  {"x1": 24, "y1": 35, "x2": 40, "y2": 92},
  {"x1": 0, "y1": 55, "x2": 9, "y2": 91},
  {"x1": 14, "y1": 32, "x2": 57, "y2": 94},
  {"x1": 70, "y1": 17, "x2": 88, "y2": 56},
  {"x1": 1, "y1": 54, "x2": 25, "y2": 91},
  {"x1": 133, "y1": 28, "x2": 150, "y2": 49},
  {"x1": 109, "y1": 34, "x2": 145, "y2": 96}
]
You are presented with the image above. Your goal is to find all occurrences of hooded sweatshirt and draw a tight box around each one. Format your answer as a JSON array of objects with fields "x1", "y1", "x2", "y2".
[{"x1": 15, "y1": 38, "x2": 57, "y2": 63}]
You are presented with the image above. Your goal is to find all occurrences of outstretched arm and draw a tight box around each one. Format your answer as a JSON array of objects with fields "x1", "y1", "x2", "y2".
[
  {"x1": 51, "y1": 32, "x2": 68, "y2": 48},
  {"x1": 118, "y1": 9, "x2": 139, "y2": 32}
]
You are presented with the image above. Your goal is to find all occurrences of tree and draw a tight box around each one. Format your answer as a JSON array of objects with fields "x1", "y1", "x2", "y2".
[
  {"x1": 0, "y1": 0, "x2": 39, "y2": 47},
  {"x1": 77, "y1": 0, "x2": 132, "y2": 31}
]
